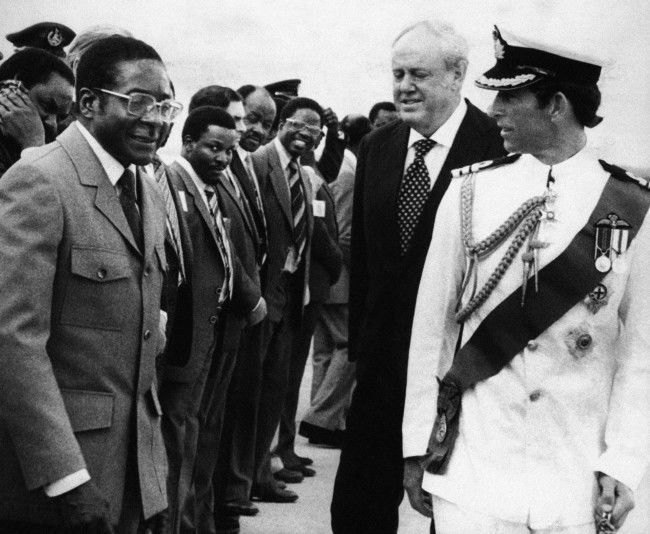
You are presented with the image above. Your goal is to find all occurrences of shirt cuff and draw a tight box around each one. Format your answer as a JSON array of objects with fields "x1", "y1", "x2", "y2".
[{"x1": 43, "y1": 469, "x2": 91, "y2": 497}]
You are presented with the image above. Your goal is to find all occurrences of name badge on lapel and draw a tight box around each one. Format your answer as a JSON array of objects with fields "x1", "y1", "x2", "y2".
[
  {"x1": 313, "y1": 199, "x2": 326, "y2": 218},
  {"x1": 178, "y1": 191, "x2": 188, "y2": 212},
  {"x1": 594, "y1": 213, "x2": 630, "y2": 273}
]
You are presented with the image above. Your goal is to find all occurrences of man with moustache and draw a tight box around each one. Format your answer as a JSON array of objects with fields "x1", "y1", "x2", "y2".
[
  {"x1": 249, "y1": 97, "x2": 320, "y2": 503},
  {"x1": 331, "y1": 20, "x2": 505, "y2": 533},
  {"x1": 161, "y1": 106, "x2": 265, "y2": 534},
  {"x1": 0, "y1": 35, "x2": 176, "y2": 533},
  {"x1": 182, "y1": 86, "x2": 271, "y2": 533}
]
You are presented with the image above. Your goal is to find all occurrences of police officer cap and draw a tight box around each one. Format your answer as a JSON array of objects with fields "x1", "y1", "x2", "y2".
[
  {"x1": 6, "y1": 22, "x2": 76, "y2": 57},
  {"x1": 265, "y1": 79, "x2": 301, "y2": 101},
  {"x1": 476, "y1": 25, "x2": 602, "y2": 91}
]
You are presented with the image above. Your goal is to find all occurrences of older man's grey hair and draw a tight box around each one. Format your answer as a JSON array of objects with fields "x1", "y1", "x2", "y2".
[
  {"x1": 393, "y1": 20, "x2": 469, "y2": 72},
  {"x1": 67, "y1": 25, "x2": 134, "y2": 73}
]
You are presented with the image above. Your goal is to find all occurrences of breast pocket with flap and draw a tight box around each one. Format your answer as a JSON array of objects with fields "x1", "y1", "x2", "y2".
[{"x1": 60, "y1": 246, "x2": 133, "y2": 331}]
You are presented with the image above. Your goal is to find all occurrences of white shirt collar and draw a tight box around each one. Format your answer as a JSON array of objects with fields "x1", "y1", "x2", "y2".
[
  {"x1": 75, "y1": 121, "x2": 134, "y2": 186},
  {"x1": 273, "y1": 136, "x2": 294, "y2": 172},
  {"x1": 407, "y1": 98, "x2": 468, "y2": 149}
]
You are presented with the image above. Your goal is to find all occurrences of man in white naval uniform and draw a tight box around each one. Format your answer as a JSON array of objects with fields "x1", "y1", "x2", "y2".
[{"x1": 402, "y1": 26, "x2": 650, "y2": 534}]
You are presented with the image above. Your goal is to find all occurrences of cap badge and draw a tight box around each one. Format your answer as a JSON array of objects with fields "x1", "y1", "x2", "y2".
[
  {"x1": 47, "y1": 27, "x2": 62, "y2": 47},
  {"x1": 594, "y1": 213, "x2": 630, "y2": 273}
]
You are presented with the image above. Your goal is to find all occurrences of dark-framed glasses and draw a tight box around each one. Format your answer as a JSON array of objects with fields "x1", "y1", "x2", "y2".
[
  {"x1": 284, "y1": 118, "x2": 322, "y2": 137},
  {"x1": 93, "y1": 88, "x2": 183, "y2": 123}
]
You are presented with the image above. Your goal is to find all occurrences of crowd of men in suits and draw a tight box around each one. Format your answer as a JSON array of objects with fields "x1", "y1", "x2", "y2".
[
  {"x1": 0, "y1": 20, "x2": 373, "y2": 534},
  {"x1": 1, "y1": 14, "x2": 648, "y2": 534}
]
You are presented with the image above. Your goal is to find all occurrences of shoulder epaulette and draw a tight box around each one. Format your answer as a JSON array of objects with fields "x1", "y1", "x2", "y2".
[
  {"x1": 451, "y1": 153, "x2": 521, "y2": 178},
  {"x1": 599, "y1": 159, "x2": 650, "y2": 191}
]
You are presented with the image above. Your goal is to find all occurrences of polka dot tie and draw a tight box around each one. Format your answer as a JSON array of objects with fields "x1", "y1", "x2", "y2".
[{"x1": 397, "y1": 138, "x2": 436, "y2": 255}]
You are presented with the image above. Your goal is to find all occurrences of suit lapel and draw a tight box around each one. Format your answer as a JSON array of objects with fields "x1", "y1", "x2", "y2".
[
  {"x1": 268, "y1": 145, "x2": 293, "y2": 227},
  {"x1": 220, "y1": 172, "x2": 252, "y2": 231},
  {"x1": 58, "y1": 124, "x2": 142, "y2": 255},
  {"x1": 170, "y1": 161, "x2": 221, "y2": 249},
  {"x1": 138, "y1": 168, "x2": 163, "y2": 260},
  {"x1": 380, "y1": 121, "x2": 410, "y2": 257}
]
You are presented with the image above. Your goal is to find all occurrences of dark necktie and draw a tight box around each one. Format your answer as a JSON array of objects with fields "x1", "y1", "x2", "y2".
[
  {"x1": 118, "y1": 168, "x2": 143, "y2": 251},
  {"x1": 204, "y1": 185, "x2": 232, "y2": 302},
  {"x1": 397, "y1": 138, "x2": 436, "y2": 255},
  {"x1": 288, "y1": 158, "x2": 307, "y2": 257}
]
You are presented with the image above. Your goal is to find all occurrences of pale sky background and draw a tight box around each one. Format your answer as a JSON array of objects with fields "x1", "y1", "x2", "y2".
[{"x1": 3, "y1": 0, "x2": 649, "y2": 172}]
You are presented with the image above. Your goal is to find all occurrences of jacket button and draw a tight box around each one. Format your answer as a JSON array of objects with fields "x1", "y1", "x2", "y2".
[
  {"x1": 529, "y1": 390, "x2": 542, "y2": 402},
  {"x1": 209, "y1": 315, "x2": 218, "y2": 324},
  {"x1": 97, "y1": 268, "x2": 107, "y2": 279},
  {"x1": 526, "y1": 340, "x2": 538, "y2": 351},
  {"x1": 215, "y1": 288, "x2": 221, "y2": 296},
  {"x1": 577, "y1": 333, "x2": 592, "y2": 349},
  {"x1": 144, "y1": 330, "x2": 151, "y2": 340}
]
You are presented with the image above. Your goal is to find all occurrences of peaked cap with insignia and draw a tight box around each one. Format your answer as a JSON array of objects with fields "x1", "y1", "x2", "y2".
[
  {"x1": 6, "y1": 22, "x2": 75, "y2": 57},
  {"x1": 475, "y1": 25, "x2": 602, "y2": 91}
]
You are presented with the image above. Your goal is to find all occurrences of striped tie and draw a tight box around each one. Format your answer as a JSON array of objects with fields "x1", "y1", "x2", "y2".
[
  {"x1": 288, "y1": 158, "x2": 306, "y2": 257},
  {"x1": 154, "y1": 163, "x2": 185, "y2": 282},
  {"x1": 204, "y1": 185, "x2": 232, "y2": 302}
]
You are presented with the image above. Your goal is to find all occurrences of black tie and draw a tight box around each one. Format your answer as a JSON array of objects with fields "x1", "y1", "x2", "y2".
[
  {"x1": 397, "y1": 138, "x2": 436, "y2": 255},
  {"x1": 118, "y1": 168, "x2": 143, "y2": 250}
]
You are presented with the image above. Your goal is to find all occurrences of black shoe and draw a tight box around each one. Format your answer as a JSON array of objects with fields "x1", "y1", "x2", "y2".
[
  {"x1": 251, "y1": 484, "x2": 298, "y2": 503},
  {"x1": 220, "y1": 501, "x2": 259, "y2": 516},
  {"x1": 296, "y1": 454, "x2": 313, "y2": 466},
  {"x1": 301, "y1": 421, "x2": 345, "y2": 448},
  {"x1": 280, "y1": 451, "x2": 314, "y2": 467},
  {"x1": 273, "y1": 468, "x2": 304, "y2": 484},
  {"x1": 283, "y1": 460, "x2": 316, "y2": 477}
]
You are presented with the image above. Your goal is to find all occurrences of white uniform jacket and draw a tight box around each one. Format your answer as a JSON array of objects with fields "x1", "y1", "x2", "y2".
[{"x1": 403, "y1": 149, "x2": 650, "y2": 529}]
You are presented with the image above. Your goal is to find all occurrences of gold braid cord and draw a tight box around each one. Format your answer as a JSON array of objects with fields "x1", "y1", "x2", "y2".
[{"x1": 455, "y1": 173, "x2": 546, "y2": 323}]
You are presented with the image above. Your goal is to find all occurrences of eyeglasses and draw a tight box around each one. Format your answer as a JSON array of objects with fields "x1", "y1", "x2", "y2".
[
  {"x1": 284, "y1": 118, "x2": 322, "y2": 137},
  {"x1": 93, "y1": 88, "x2": 183, "y2": 123}
]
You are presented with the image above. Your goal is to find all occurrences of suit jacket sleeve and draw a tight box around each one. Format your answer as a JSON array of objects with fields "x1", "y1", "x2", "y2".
[
  {"x1": 317, "y1": 129, "x2": 346, "y2": 183},
  {"x1": 348, "y1": 136, "x2": 369, "y2": 360},
  {"x1": 0, "y1": 164, "x2": 86, "y2": 489},
  {"x1": 311, "y1": 194, "x2": 343, "y2": 285},
  {"x1": 595, "y1": 215, "x2": 650, "y2": 490},
  {"x1": 330, "y1": 165, "x2": 354, "y2": 265},
  {"x1": 229, "y1": 249, "x2": 262, "y2": 317}
]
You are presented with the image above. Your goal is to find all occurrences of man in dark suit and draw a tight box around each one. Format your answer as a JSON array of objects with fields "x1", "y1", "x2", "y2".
[
  {"x1": 160, "y1": 106, "x2": 265, "y2": 534},
  {"x1": 275, "y1": 172, "x2": 343, "y2": 470},
  {"x1": 0, "y1": 35, "x2": 177, "y2": 533},
  {"x1": 182, "y1": 86, "x2": 271, "y2": 533},
  {"x1": 250, "y1": 97, "x2": 322, "y2": 503},
  {"x1": 331, "y1": 20, "x2": 506, "y2": 533}
]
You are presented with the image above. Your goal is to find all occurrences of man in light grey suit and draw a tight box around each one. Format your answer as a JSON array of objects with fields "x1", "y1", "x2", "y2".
[{"x1": 0, "y1": 36, "x2": 181, "y2": 533}]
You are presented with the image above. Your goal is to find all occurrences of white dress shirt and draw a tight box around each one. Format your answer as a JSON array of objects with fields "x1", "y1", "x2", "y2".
[
  {"x1": 403, "y1": 98, "x2": 467, "y2": 189},
  {"x1": 403, "y1": 148, "x2": 650, "y2": 528}
]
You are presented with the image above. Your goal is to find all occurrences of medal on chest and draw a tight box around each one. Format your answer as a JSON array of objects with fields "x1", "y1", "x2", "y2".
[{"x1": 594, "y1": 213, "x2": 630, "y2": 273}]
